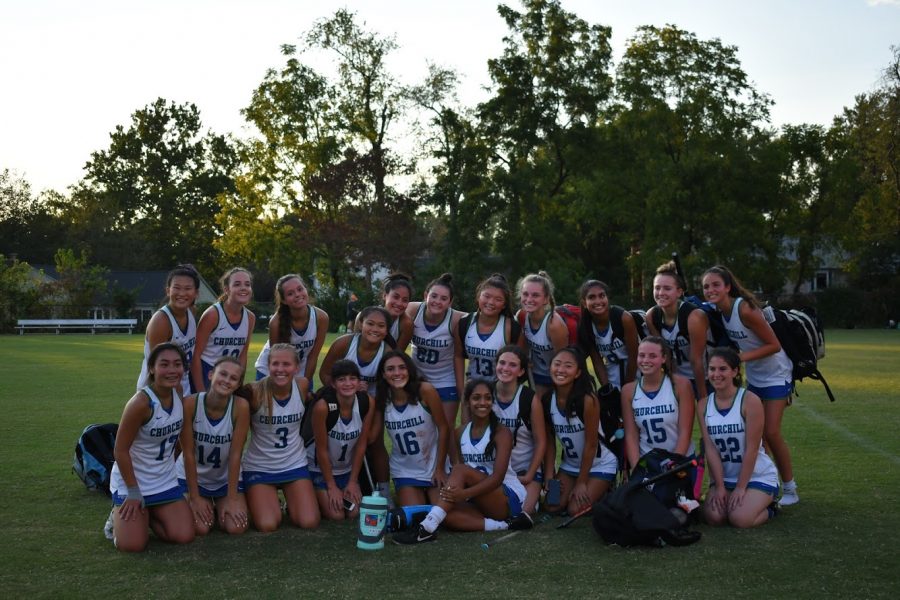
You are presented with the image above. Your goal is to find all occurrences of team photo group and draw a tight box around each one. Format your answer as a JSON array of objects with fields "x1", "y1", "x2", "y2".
[{"x1": 110, "y1": 259, "x2": 798, "y2": 552}]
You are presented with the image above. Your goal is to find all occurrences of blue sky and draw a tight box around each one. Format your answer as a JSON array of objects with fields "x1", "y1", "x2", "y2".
[{"x1": 1, "y1": 0, "x2": 898, "y2": 193}]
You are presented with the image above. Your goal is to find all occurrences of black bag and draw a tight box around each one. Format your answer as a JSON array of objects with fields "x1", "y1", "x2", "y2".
[
  {"x1": 73, "y1": 423, "x2": 118, "y2": 496},
  {"x1": 764, "y1": 305, "x2": 835, "y2": 402}
]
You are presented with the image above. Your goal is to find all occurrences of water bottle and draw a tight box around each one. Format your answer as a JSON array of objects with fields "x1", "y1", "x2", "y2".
[{"x1": 357, "y1": 491, "x2": 388, "y2": 550}]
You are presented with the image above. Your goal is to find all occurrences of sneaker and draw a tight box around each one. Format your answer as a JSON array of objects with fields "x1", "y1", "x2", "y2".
[
  {"x1": 392, "y1": 524, "x2": 437, "y2": 545},
  {"x1": 780, "y1": 487, "x2": 800, "y2": 506},
  {"x1": 506, "y1": 512, "x2": 534, "y2": 531},
  {"x1": 767, "y1": 501, "x2": 781, "y2": 519},
  {"x1": 103, "y1": 508, "x2": 115, "y2": 541}
]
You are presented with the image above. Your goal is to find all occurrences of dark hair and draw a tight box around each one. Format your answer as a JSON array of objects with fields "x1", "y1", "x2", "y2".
[
  {"x1": 273, "y1": 274, "x2": 308, "y2": 343},
  {"x1": 331, "y1": 358, "x2": 361, "y2": 380},
  {"x1": 708, "y1": 346, "x2": 743, "y2": 387},
  {"x1": 639, "y1": 335, "x2": 672, "y2": 375},
  {"x1": 494, "y1": 344, "x2": 530, "y2": 384},
  {"x1": 703, "y1": 265, "x2": 761, "y2": 309},
  {"x1": 212, "y1": 355, "x2": 242, "y2": 371},
  {"x1": 425, "y1": 272, "x2": 454, "y2": 301},
  {"x1": 548, "y1": 346, "x2": 595, "y2": 420},
  {"x1": 464, "y1": 378, "x2": 501, "y2": 460},
  {"x1": 358, "y1": 306, "x2": 396, "y2": 349},
  {"x1": 475, "y1": 273, "x2": 514, "y2": 318},
  {"x1": 517, "y1": 271, "x2": 556, "y2": 313},
  {"x1": 218, "y1": 267, "x2": 252, "y2": 302},
  {"x1": 375, "y1": 350, "x2": 422, "y2": 410},
  {"x1": 576, "y1": 279, "x2": 611, "y2": 352},
  {"x1": 654, "y1": 260, "x2": 686, "y2": 292},
  {"x1": 147, "y1": 342, "x2": 188, "y2": 384},
  {"x1": 383, "y1": 272, "x2": 413, "y2": 299},
  {"x1": 165, "y1": 264, "x2": 200, "y2": 306}
]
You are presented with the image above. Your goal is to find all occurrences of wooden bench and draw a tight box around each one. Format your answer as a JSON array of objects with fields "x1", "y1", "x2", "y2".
[{"x1": 16, "y1": 319, "x2": 138, "y2": 335}]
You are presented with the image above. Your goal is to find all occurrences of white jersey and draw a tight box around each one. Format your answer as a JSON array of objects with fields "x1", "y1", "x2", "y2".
[
  {"x1": 411, "y1": 304, "x2": 456, "y2": 388},
  {"x1": 344, "y1": 334, "x2": 387, "y2": 397},
  {"x1": 704, "y1": 389, "x2": 778, "y2": 488},
  {"x1": 723, "y1": 298, "x2": 793, "y2": 388},
  {"x1": 524, "y1": 311, "x2": 555, "y2": 379},
  {"x1": 253, "y1": 306, "x2": 320, "y2": 376},
  {"x1": 110, "y1": 387, "x2": 184, "y2": 497},
  {"x1": 631, "y1": 376, "x2": 694, "y2": 457},
  {"x1": 463, "y1": 314, "x2": 508, "y2": 381},
  {"x1": 137, "y1": 306, "x2": 196, "y2": 394},
  {"x1": 175, "y1": 393, "x2": 237, "y2": 491},
  {"x1": 549, "y1": 392, "x2": 617, "y2": 476},
  {"x1": 591, "y1": 321, "x2": 629, "y2": 390},
  {"x1": 242, "y1": 379, "x2": 307, "y2": 473},
  {"x1": 199, "y1": 303, "x2": 251, "y2": 366},
  {"x1": 385, "y1": 400, "x2": 439, "y2": 482},
  {"x1": 307, "y1": 398, "x2": 364, "y2": 477},
  {"x1": 459, "y1": 422, "x2": 526, "y2": 504},
  {"x1": 492, "y1": 385, "x2": 537, "y2": 474},
  {"x1": 389, "y1": 317, "x2": 401, "y2": 343},
  {"x1": 658, "y1": 310, "x2": 695, "y2": 380}
]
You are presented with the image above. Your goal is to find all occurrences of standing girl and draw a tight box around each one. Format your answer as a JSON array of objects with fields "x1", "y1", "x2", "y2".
[
  {"x1": 516, "y1": 271, "x2": 568, "y2": 400},
  {"x1": 241, "y1": 343, "x2": 319, "y2": 532},
  {"x1": 458, "y1": 274, "x2": 521, "y2": 383},
  {"x1": 491, "y1": 345, "x2": 546, "y2": 515},
  {"x1": 373, "y1": 273, "x2": 415, "y2": 352},
  {"x1": 191, "y1": 267, "x2": 256, "y2": 392},
  {"x1": 620, "y1": 337, "x2": 695, "y2": 472},
  {"x1": 700, "y1": 348, "x2": 779, "y2": 527},
  {"x1": 406, "y1": 273, "x2": 464, "y2": 426},
  {"x1": 253, "y1": 274, "x2": 329, "y2": 383},
  {"x1": 576, "y1": 279, "x2": 640, "y2": 391},
  {"x1": 177, "y1": 356, "x2": 250, "y2": 535},
  {"x1": 136, "y1": 264, "x2": 200, "y2": 396},
  {"x1": 111, "y1": 342, "x2": 194, "y2": 552},
  {"x1": 543, "y1": 347, "x2": 617, "y2": 515},
  {"x1": 702, "y1": 265, "x2": 798, "y2": 505}
]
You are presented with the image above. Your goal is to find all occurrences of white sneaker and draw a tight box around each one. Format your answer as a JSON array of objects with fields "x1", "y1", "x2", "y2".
[
  {"x1": 103, "y1": 508, "x2": 115, "y2": 541},
  {"x1": 780, "y1": 487, "x2": 800, "y2": 506}
]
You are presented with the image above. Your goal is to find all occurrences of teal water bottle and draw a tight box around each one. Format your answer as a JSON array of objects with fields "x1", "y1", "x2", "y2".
[{"x1": 357, "y1": 491, "x2": 388, "y2": 550}]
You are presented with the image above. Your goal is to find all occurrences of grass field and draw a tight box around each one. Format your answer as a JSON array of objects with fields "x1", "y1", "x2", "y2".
[{"x1": 1, "y1": 330, "x2": 898, "y2": 598}]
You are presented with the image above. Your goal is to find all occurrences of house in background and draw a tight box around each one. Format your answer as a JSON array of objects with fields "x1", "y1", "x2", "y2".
[{"x1": 778, "y1": 243, "x2": 849, "y2": 297}]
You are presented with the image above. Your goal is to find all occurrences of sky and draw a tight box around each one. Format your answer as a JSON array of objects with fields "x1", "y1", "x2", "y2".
[{"x1": 1, "y1": 0, "x2": 898, "y2": 194}]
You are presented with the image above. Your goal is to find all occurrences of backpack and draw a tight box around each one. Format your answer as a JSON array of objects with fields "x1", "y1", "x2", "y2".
[
  {"x1": 597, "y1": 384, "x2": 624, "y2": 468},
  {"x1": 763, "y1": 305, "x2": 835, "y2": 402},
  {"x1": 514, "y1": 386, "x2": 537, "y2": 433},
  {"x1": 649, "y1": 298, "x2": 736, "y2": 365},
  {"x1": 300, "y1": 387, "x2": 371, "y2": 446},
  {"x1": 73, "y1": 423, "x2": 118, "y2": 496},
  {"x1": 609, "y1": 306, "x2": 649, "y2": 342}
]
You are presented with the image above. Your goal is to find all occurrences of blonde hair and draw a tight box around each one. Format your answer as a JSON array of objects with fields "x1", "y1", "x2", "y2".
[
  {"x1": 517, "y1": 271, "x2": 556, "y2": 313},
  {"x1": 260, "y1": 343, "x2": 300, "y2": 417}
]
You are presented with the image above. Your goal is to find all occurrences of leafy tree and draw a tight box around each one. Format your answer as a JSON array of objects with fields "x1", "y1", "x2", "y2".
[
  {"x1": 48, "y1": 248, "x2": 109, "y2": 318},
  {"x1": 0, "y1": 255, "x2": 39, "y2": 331},
  {"x1": 0, "y1": 170, "x2": 68, "y2": 264}
]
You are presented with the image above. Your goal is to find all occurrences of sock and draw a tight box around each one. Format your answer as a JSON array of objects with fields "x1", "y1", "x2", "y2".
[
  {"x1": 484, "y1": 518, "x2": 508, "y2": 531},
  {"x1": 421, "y1": 506, "x2": 446, "y2": 533},
  {"x1": 782, "y1": 480, "x2": 797, "y2": 492}
]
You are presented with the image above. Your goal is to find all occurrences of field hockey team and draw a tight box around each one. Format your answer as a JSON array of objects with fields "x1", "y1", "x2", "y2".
[{"x1": 110, "y1": 262, "x2": 798, "y2": 550}]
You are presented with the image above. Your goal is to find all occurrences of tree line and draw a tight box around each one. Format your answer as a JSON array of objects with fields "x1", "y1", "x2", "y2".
[{"x1": 2, "y1": 1, "x2": 898, "y2": 327}]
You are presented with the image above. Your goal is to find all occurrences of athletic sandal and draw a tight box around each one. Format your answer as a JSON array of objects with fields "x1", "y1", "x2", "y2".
[
  {"x1": 393, "y1": 524, "x2": 437, "y2": 545},
  {"x1": 506, "y1": 512, "x2": 534, "y2": 531}
]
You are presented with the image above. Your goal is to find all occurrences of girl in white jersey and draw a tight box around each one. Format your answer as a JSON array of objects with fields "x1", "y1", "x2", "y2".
[
  {"x1": 191, "y1": 267, "x2": 256, "y2": 392},
  {"x1": 241, "y1": 343, "x2": 319, "y2": 532},
  {"x1": 492, "y1": 345, "x2": 545, "y2": 515},
  {"x1": 177, "y1": 356, "x2": 250, "y2": 536},
  {"x1": 542, "y1": 347, "x2": 617, "y2": 516},
  {"x1": 576, "y1": 279, "x2": 639, "y2": 391},
  {"x1": 621, "y1": 337, "x2": 695, "y2": 472},
  {"x1": 136, "y1": 264, "x2": 200, "y2": 396},
  {"x1": 703, "y1": 265, "x2": 798, "y2": 505},
  {"x1": 111, "y1": 342, "x2": 194, "y2": 552},
  {"x1": 254, "y1": 274, "x2": 329, "y2": 383},
  {"x1": 393, "y1": 379, "x2": 532, "y2": 544},
  {"x1": 645, "y1": 261, "x2": 710, "y2": 400},
  {"x1": 458, "y1": 274, "x2": 521, "y2": 384},
  {"x1": 516, "y1": 271, "x2": 568, "y2": 400},
  {"x1": 406, "y1": 273, "x2": 464, "y2": 427},
  {"x1": 700, "y1": 348, "x2": 779, "y2": 528},
  {"x1": 375, "y1": 351, "x2": 451, "y2": 508},
  {"x1": 308, "y1": 360, "x2": 375, "y2": 521}
]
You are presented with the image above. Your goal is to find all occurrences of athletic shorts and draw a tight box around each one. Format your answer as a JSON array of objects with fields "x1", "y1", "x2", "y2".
[
  {"x1": 177, "y1": 479, "x2": 245, "y2": 498},
  {"x1": 516, "y1": 469, "x2": 544, "y2": 484},
  {"x1": 242, "y1": 466, "x2": 310, "y2": 487},
  {"x1": 311, "y1": 471, "x2": 352, "y2": 490},
  {"x1": 393, "y1": 477, "x2": 433, "y2": 489},
  {"x1": 722, "y1": 480, "x2": 779, "y2": 497},
  {"x1": 502, "y1": 484, "x2": 523, "y2": 516},
  {"x1": 559, "y1": 467, "x2": 616, "y2": 482},
  {"x1": 435, "y1": 386, "x2": 459, "y2": 402},
  {"x1": 113, "y1": 482, "x2": 186, "y2": 507},
  {"x1": 532, "y1": 373, "x2": 553, "y2": 387},
  {"x1": 747, "y1": 382, "x2": 793, "y2": 401}
]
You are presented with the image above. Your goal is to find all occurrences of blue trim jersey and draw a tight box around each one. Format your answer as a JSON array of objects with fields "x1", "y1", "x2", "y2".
[
  {"x1": 242, "y1": 380, "x2": 307, "y2": 473},
  {"x1": 110, "y1": 386, "x2": 184, "y2": 497},
  {"x1": 591, "y1": 321, "x2": 629, "y2": 390},
  {"x1": 492, "y1": 385, "x2": 537, "y2": 474},
  {"x1": 307, "y1": 398, "x2": 364, "y2": 477},
  {"x1": 631, "y1": 376, "x2": 694, "y2": 457},
  {"x1": 459, "y1": 422, "x2": 526, "y2": 504},
  {"x1": 659, "y1": 312, "x2": 695, "y2": 380},
  {"x1": 524, "y1": 311, "x2": 555, "y2": 380},
  {"x1": 462, "y1": 313, "x2": 508, "y2": 382},
  {"x1": 549, "y1": 392, "x2": 617, "y2": 477},
  {"x1": 344, "y1": 334, "x2": 387, "y2": 397},
  {"x1": 723, "y1": 298, "x2": 793, "y2": 388},
  {"x1": 704, "y1": 389, "x2": 778, "y2": 488},
  {"x1": 254, "y1": 306, "x2": 320, "y2": 377},
  {"x1": 175, "y1": 393, "x2": 237, "y2": 492},
  {"x1": 137, "y1": 306, "x2": 196, "y2": 394},
  {"x1": 385, "y1": 400, "x2": 439, "y2": 483},
  {"x1": 199, "y1": 303, "x2": 251, "y2": 367},
  {"x1": 411, "y1": 305, "x2": 456, "y2": 388}
]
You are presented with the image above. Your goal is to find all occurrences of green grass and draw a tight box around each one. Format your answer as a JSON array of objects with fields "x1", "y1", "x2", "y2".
[{"x1": 0, "y1": 330, "x2": 898, "y2": 598}]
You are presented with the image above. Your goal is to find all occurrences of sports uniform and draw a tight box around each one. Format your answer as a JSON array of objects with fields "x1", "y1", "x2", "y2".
[
  {"x1": 110, "y1": 386, "x2": 185, "y2": 505},
  {"x1": 343, "y1": 334, "x2": 387, "y2": 397},
  {"x1": 253, "y1": 306, "x2": 320, "y2": 379},
  {"x1": 458, "y1": 422, "x2": 526, "y2": 515},
  {"x1": 389, "y1": 317, "x2": 401, "y2": 344},
  {"x1": 524, "y1": 311, "x2": 555, "y2": 385},
  {"x1": 723, "y1": 298, "x2": 793, "y2": 398},
  {"x1": 548, "y1": 393, "x2": 617, "y2": 480},
  {"x1": 657, "y1": 307, "x2": 696, "y2": 380},
  {"x1": 704, "y1": 389, "x2": 778, "y2": 493},
  {"x1": 175, "y1": 393, "x2": 238, "y2": 497},
  {"x1": 410, "y1": 305, "x2": 456, "y2": 397},
  {"x1": 242, "y1": 379, "x2": 308, "y2": 485},
  {"x1": 461, "y1": 313, "x2": 508, "y2": 381},
  {"x1": 492, "y1": 385, "x2": 539, "y2": 478},
  {"x1": 385, "y1": 400, "x2": 439, "y2": 487},
  {"x1": 631, "y1": 376, "x2": 694, "y2": 457},
  {"x1": 136, "y1": 306, "x2": 196, "y2": 394},
  {"x1": 198, "y1": 303, "x2": 251, "y2": 389},
  {"x1": 591, "y1": 321, "x2": 629, "y2": 390},
  {"x1": 307, "y1": 397, "x2": 364, "y2": 488}
]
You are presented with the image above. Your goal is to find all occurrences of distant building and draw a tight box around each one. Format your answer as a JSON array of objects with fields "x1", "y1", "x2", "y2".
[{"x1": 778, "y1": 242, "x2": 849, "y2": 297}]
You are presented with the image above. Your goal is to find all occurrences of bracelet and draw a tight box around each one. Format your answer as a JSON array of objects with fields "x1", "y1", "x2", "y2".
[{"x1": 126, "y1": 485, "x2": 144, "y2": 507}]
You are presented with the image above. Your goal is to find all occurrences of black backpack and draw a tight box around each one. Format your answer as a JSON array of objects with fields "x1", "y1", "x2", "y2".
[
  {"x1": 300, "y1": 387, "x2": 370, "y2": 447},
  {"x1": 763, "y1": 305, "x2": 835, "y2": 402},
  {"x1": 73, "y1": 423, "x2": 118, "y2": 496}
]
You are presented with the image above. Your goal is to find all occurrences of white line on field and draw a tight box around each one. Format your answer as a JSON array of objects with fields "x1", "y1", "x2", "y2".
[{"x1": 794, "y1": 401, "x2": 900, "y2": 466}]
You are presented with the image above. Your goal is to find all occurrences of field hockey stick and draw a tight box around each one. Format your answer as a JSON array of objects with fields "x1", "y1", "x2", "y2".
[
  {"x1": 480, "y1": 513, "x2": 552, "y2": 550},
  {"x1": 693, "y1": 444, "x2": 706, "y2": 500},
  {"x1": 362, "y1": 456, "x2": 376, "y2": 494},
  {"x1": 555, "y1": 503, "x2": 594, "y2": 529},
  {"x1": 635, "y1": 458, "x2": 698, "y2": 490},
  {"x1": 672, "y1": 252, "x2": 686, "y2": 288}
]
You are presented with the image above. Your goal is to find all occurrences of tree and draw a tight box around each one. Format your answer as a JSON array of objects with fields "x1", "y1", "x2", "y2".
[
  {"x1": 48, "y1": 249, "x2": 109, "y2": 318},
  {"x1": 0, "y1": 170, "x2": 68, "y2": 264},
  {"x1": 0, "y1": 255, "x2": 39, "y2": 331}
]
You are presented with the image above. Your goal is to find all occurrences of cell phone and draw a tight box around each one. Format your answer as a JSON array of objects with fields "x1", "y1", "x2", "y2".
[
  {"x1": 546, "y1": 479, "x2": 561, "y2": 505},
  {"x1": 343, "y1": 498, "x2": 357, "y2": 512}
]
